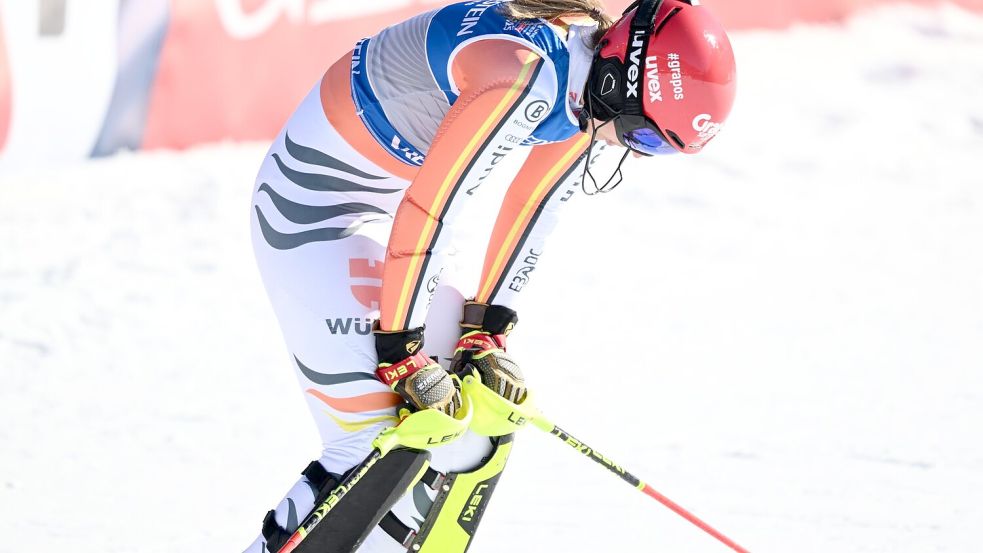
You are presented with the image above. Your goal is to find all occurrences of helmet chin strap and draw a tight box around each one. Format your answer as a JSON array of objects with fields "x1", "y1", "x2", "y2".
[
  {"x1": 576, "y1": 0, "x2": 668, "y2": 195},
  {"x1": 579, "y1": 62, "x2": 632, "y2": 196}
]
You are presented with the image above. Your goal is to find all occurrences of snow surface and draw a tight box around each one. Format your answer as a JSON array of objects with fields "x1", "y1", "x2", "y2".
[{"x1": 2, "y1": 6, "x2": 982, "y2": 552}]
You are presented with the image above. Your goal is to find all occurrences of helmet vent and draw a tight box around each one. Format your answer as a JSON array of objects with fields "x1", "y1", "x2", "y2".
[
  {"x1": 665, "y1": 130, "x2": 685, "y2": 149},
  {"x1": 654, "y1": 7, "x2": 682, "y2": 35}
]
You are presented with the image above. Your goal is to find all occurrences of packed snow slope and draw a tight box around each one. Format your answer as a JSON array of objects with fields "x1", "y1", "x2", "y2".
[{"x1": 2, "y1": 6, "x2": 981, "y2": 553}]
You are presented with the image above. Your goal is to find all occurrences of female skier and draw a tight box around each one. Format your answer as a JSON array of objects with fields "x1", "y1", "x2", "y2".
[{"x1": 246, "y1": 0, "x2": 736, "y2": 551}]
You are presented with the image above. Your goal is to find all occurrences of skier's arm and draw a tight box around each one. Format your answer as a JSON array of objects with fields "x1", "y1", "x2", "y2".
[
  {"x1": 475, "y1": 135, "x2": 593, "y2": 309},
  {"x1": 377, "y1": 44, "x2": 555, "y2": 332},
  {"x1": 446, "y1": 137, "x2": 596, "y2": 405}
]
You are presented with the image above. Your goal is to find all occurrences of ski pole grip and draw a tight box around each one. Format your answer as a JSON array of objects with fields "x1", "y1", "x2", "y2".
[
  {"x1": 461, "y1": 369, "x2": 542, "y2": 436},
  {"x1": 372, "y1": 380, "x2": 473, "y2": 455}
]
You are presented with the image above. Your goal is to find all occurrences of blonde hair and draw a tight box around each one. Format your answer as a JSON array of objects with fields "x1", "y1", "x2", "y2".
[{"x1": 500, "y1": 0, "x2": 615, "y2": 46}]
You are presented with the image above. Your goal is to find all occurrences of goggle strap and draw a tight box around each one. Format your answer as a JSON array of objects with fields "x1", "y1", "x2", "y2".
[
  {"x1": 622, "y1": 0, "x2": 642, "y2": 16},
  {"x1": 622, "y1": 0, "x2": 662, "y2": 118},
  {"x1": 632, "y1": 0, "x2": 663, "y2": 29}
]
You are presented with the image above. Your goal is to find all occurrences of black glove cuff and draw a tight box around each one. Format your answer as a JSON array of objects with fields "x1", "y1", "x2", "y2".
[
  {"x1": 461, "y1": 301, "x2": 518, "y2": 336},
  {"x1": 374, "y1": 324, "x2": 425, "y2": 364},
  {"x1": 482, "y1": 305, "x2": 518, "y2": 336}
]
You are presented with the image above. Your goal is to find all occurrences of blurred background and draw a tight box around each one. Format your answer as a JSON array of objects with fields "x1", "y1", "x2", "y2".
[{"x1": 1, "y1": 1, "x2": 982, "y2": 552}]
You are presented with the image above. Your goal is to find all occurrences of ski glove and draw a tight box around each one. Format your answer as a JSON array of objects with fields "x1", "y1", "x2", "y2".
[
  {"x1": 450, "y1": 301, "x2": 526, "y2": 404},
  {"x1": 375, "y1": 326, "x2": 462, "y2": 416}
]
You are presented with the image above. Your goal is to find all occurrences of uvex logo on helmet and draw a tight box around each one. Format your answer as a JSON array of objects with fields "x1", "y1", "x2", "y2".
[
  {"x1": 625, "y1": 30, "x2": 646, "y2": 99},
  {"x1": 646, "y1": 56, "x2": 662, "y2": 103}
]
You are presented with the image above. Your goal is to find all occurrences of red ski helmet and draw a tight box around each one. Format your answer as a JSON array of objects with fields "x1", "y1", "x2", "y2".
[{"x1": 582, "y1": 0, "x2": 737, "y2": 155}]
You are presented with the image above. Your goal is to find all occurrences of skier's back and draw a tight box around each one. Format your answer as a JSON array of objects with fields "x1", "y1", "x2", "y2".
[{"x1": 244, "y1": 1, "x2": 736, "y2": 551}]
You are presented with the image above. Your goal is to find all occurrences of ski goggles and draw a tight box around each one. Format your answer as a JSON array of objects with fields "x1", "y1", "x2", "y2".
[{"x1": 615, "y1": 114, "x2": 681, "y2": 156}]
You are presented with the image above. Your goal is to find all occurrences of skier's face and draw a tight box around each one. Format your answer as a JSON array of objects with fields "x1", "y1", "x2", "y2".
[{"x1": 591, "y1": 120, "x2": 645, "y2": 158}]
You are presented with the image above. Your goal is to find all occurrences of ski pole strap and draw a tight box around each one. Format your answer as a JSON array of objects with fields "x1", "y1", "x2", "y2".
[
  {"x1": 262, "y1": 462, "x2": 343, "y2": 553},
  {"x1": 302, "y1": 460, "x2": 343, "y2": 506},
  {"x1": 375, "y1": 465, "x2": 447, "y2": 546},
  {"x1": 419, "y1": 466, "x2": 445, "y2": 490},
  {"x1": 379, "y1": 512, "x2": 416, "y2": 548},
  {"x1": 376, "y1": 352, "x2": 433, "y2": 387}
]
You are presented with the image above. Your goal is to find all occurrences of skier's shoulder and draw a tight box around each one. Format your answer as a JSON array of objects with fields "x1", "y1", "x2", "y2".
[{"x1": 427, "y1": 1, "x2": 570, "y2": 67}]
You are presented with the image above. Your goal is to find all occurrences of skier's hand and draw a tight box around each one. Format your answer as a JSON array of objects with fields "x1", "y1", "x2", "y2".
[
  {"x1": 375, "y1": 326, "x2": 462, "y2": 416},
  {"x1": 450, "y1": 302, "x2": 525, "y2": 404}
]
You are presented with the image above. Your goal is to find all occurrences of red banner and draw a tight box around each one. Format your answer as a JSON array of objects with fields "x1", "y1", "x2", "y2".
[
  {"x1": 0, "y1": 14, "x2": 10, "y2": 152},
  {"x1": 142, "y1": 1, "x2": 455, "y2": 149},
  {"x1": 141, "y1": 0, "x2": 983, "y2": 150},
  {"x1": 701, "y1": 0, "x2": 983, "y2": 29},
  {"x1": 3, "y1": 0, "x2": 983, "y2": 163}
]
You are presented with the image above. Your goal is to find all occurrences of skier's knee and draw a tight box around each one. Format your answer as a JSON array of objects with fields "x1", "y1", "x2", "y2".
[
  {"x1": 250, "y1": 436, "x2": 511, "y2": 553},
  {"x1": 257, "y1": 449, "x2": 431, "y2": 553},
  {"x1": 395, "y1": 435, "x2": 514, "y2": 553},
  {"x1": 261, "y1": 460, "x2": 340, "y2": 553}
]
